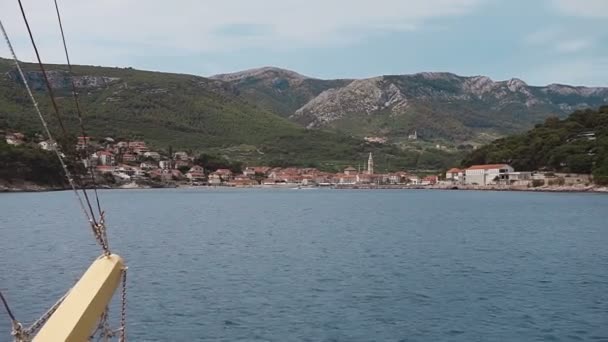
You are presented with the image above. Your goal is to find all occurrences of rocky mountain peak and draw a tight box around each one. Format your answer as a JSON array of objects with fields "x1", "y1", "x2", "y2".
[
  {"x1": 463, "y1": 76, "x2": 496, "y2": 96},
  {"x1": 506, "y1": 78, "x2": 528, "y2": 92},
  {"x1": 211, "y1": 67, "x2": 312, "y2": 82},
  {"x1": 415, "y1": 72, "x2": 460, "y2": 81}
]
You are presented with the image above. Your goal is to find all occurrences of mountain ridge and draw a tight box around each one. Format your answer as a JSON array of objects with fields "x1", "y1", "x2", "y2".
[{"x1": 214, "y1": 67, "x2": 608, "y2": 143}]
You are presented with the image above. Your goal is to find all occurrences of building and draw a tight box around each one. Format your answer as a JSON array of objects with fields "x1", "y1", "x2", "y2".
[
  {"x1": 159, "y1": 160, "x2": 171, "y2": 170},
  {"x1": 364, "y1": 136, "x2": 387, "y2": 144},
  {"x1": 173, "y1": 151, "x2": 190, "y2": 161},
  {"x1": 214, "y1": 169, "x2": 233, "y2": 181},
  {"x1": 243, "y1": 166, "x2": 271, "y2": 177},
  {"x1": 150, "y1": 169, "x2": 177, "y2": 182},
  {"x1": 121, "y1": 153, "x2": 137, "y2": 163},
  {"x1": 334, "y1": 173, "x2": 357, "y2": 184},
  {"x1": 445, "y1": 168, "x2": 462, "y2": 182},
  {"x1": 140, "y1": 161, "x2": 157, "y2": 170},
  {"x1": 421, "y1": 175, "x2": 438, "y2": 185},
  {"x1": 408, "y1": 131, "x2": 418, "y2": 140},
  {"x1": 464, "y1": 164, "x2": 514, "y2": 186},
  {"x1": 229, "y1": 175, "x2": 258, "y2": 186},
  {"x1": 186, "y1": 165, "x2": 206, "y2": 182},
  {"x1": 174, "y1": 160, "x2": 191, "y2": 169},
  {"x1": 95, "y1": 151, "x2": 115, "y2": 166},
  {"x1": 38, "y1": 140, "x2": 56, "y2": 151},
  {"x1": 5, "y1": 132, "x2": 25, "y2": 145},
  {"x1": 502, "y1": 172, "x2": 533, "y2": 186},
  {"x1": 356, "y1": 173, "x2": 373, "y2": 184},
  {"x1": 95, "y1": 165, "x2": 116, "y2": 174},
  {"x1": 408, "y1": 175, "x2": 420, "y2": 185},
  {"x1": 143, "y1": 151, "x2": 161, "y2": 160},
  {"x1": 129, "y1": 141, "x2": 149, "y2": 154},
  {"x1": 344, "y1": 166, "x2": 357, "y2": 175},
  {"x1": 208, "y1": 173, "x2": 222, "y2": 185},
  {"x1": 367, "y1": 153, "x2": 374, "y2": 175},
  {"x1": 76, "y1": 136, "x2": 91, "y2": 150}
]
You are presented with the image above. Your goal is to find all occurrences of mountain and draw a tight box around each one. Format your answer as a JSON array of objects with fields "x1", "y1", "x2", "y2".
[
  {"x1": 211, "y1": 67, "x2": 351, "y2": 117},
  {"x1": 216, "y1": 69, "x2": 608, "y2": 144},
  {"x1": 462, "y1": 106, "x2": 608, "y2": 184},
  {"x1": 4, "y1": 57, "x2": 608, "y2": 171},
  {"x1": 0, "y1": 58, "x2": 455, "y2": 171}
]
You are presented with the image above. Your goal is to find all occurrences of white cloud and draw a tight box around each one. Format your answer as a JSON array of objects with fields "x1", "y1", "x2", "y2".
[
  {"x1": 523, "y1": 28, "x2": 561, "y2": 45},
  {"x1": 524, "y1": 28, "x2": 595, "y2": 54},
  {"x1": 555, "y1": 39, "x2": 593, "y2": 53},
  {"x1": 0, "y1": 0, "x2": 484, "y2": 66},
  {"x1": 551, "y1": 0, "x2": 608, "y2": 18}
]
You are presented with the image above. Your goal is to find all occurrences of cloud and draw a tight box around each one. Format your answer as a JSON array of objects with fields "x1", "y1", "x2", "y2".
[
  {"x1": 0, "y1": 0, "x2": 485, "y2": 66},
  {"x1": 524, "y1": 28, "x2": 595, "y2": 54},
  {"x1": 523, "y1": 28, "x2": 561, "y2": 45},
  {"x1": 555, "y1": 39, "x2": 593, "y2": 53},
  {"x1": 551, "y1": 0, "x2": 608, "y2": 18}
]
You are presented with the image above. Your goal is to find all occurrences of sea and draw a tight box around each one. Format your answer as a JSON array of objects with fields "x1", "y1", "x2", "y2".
[{"x1": 1, "y1": 188, "x2": 607, "y2": 341}]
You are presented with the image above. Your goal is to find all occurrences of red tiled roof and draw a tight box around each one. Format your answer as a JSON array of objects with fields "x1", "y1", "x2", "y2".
[
  {"x1": 447, "y1": 168, "x2": 461, "y2": 173},
  {"x1": 467, "y1": 164, "x2": 509, "y2": 170}
]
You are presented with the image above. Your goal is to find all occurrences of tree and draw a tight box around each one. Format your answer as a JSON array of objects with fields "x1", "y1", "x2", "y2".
[
  {"x1": 592, "y1": 158, "x2": 608, "y2": 185},
  {"x1": 566, "y1": 154, "x2": 593, "y2": 174},
  {"x1": 178, "y1": 165, "x2": 190, "y2": 174}
]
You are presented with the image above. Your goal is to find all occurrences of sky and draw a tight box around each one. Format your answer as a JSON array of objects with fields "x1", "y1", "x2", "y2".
[{"x1": 1, "y1": 0, "x2": 607, "y2": 86}]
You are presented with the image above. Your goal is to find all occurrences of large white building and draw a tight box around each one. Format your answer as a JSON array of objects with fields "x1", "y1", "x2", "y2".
[{"x1": 464, "y1": 164, "x2": 514, "y2": 186}]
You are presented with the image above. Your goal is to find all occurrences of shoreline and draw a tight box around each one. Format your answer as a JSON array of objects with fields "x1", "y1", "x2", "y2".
[{"x1": 2, "y1": 181, "x2": 607, "y2": 194}]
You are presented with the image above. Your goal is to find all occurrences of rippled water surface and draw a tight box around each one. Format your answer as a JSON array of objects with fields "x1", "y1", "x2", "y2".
[{"x1": 1, "y1": 188, "x2": 607, "y2": 341}]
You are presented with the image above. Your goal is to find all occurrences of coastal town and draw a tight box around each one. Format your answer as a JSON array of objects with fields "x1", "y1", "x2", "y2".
[{"x1": 3, "y1": 131, "x2": 603, "y2": 191}]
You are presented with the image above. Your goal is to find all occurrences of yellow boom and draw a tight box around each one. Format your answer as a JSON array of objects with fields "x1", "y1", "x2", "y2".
[{"x1": 33, "y1": 254, "x2": 125, "y2": 342}]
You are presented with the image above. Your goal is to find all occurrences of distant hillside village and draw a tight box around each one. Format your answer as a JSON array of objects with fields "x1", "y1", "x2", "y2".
[
  {"x1": 4, "y1": 131, "x2": 598, "y2": 190},
  {"x1": 4, "y1": 132, "x2": 440, "y2": 187}
]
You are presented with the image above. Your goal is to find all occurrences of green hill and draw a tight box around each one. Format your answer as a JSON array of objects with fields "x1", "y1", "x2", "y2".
[
  {"x1": 0, "y1": 58, "x2": 457, "y2": 172},
  {"x1": 462, "y1": 106, "x2": 608, "y2": 184}
]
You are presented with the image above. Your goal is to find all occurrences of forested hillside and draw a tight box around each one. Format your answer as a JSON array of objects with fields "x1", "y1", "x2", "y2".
[{"x1": 462, "y1": 106, "x2": 608, "y2": 184}]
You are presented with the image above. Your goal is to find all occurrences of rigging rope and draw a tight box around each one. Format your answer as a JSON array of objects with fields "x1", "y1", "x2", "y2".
[
  {"x1": 1, "y1": 2, "x2": 126, "y2": 339},
  {"x1": 52, "y1": 0, "x2": 103, "y2": 217},
  {"x1": 23, "y1": 290, "x2": 70, "y2": 337},
  {"x1": 0, "y1": 18, "x2": 95, "y2": 229},
  {"x1": 1, "y1": 13, "x2": 110, "y2": 256},
  {"x1": 16, "y1": 0, "x2": 101, "y2": 227},
  {"x1": 1, "y1": 290, "x2": 27, "y2": 341}
]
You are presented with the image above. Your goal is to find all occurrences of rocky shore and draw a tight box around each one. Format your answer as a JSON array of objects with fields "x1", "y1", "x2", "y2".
[
  {"x1": 0, "y1": 180, "x2": 172, "y2": 193},
  {"x1": 2, "y1": 180, "x2": 607, "y2": 193}
]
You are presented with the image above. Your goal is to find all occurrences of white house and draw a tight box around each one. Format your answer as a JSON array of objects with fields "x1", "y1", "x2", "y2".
[
  {"x1": 464, "y1": 164, "x2": 514, "y2": 186},
  {"x1": 173, "y1": 151, "x2": 190, "y2": 161},
  {"x1": 186, "y1": 165, "x2": 206, "y2": 182},
  {"x1": 445, "y1": 168, "x2": 462, "y2": 182},
  {"x1": 140, "y1": 161, "x2": 157, "y2": 170},
  {"x1": 38, "y1": 140, "x2": 56, "y2": 151},
  {"x1": 159, "y1": 160, "x2": 171, "y2": 170},
  {"x1": 96, "y1": 151, "x2": 115, "y2": 166},
  {"x1": 143, "y1": 151, "x2": 161, "y2": 160}
]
